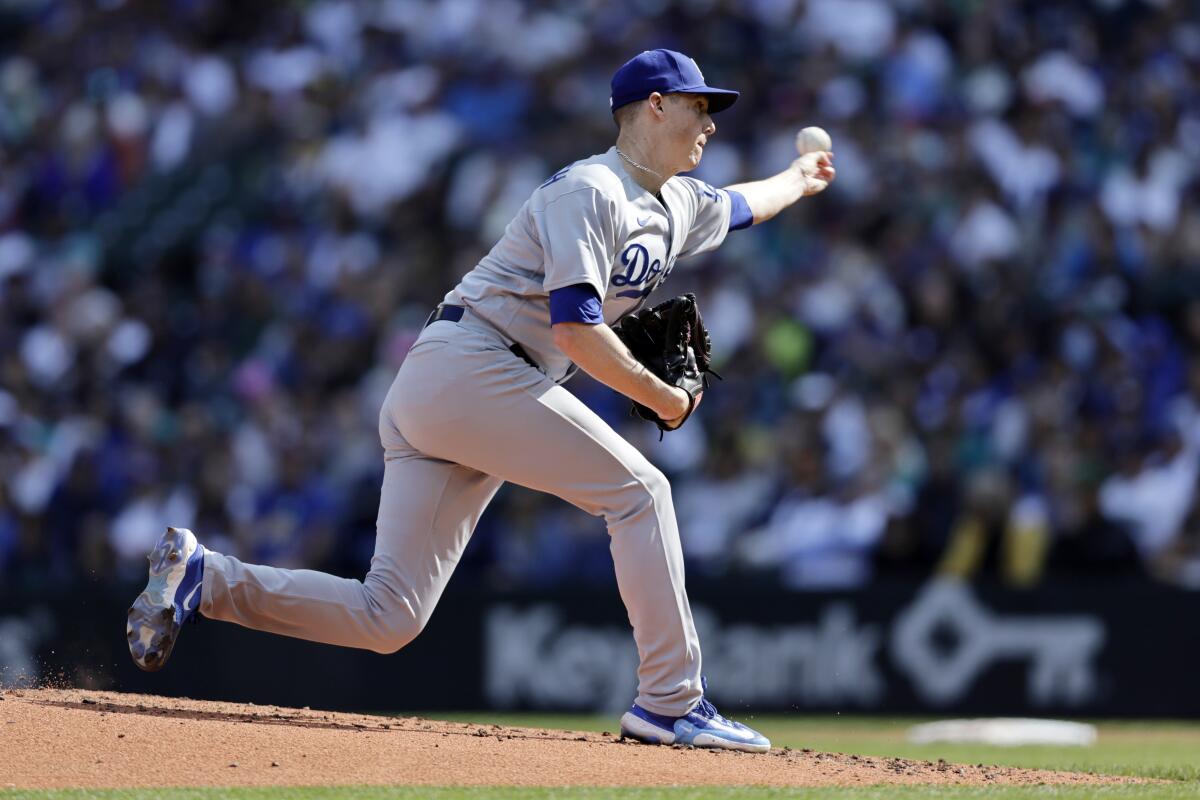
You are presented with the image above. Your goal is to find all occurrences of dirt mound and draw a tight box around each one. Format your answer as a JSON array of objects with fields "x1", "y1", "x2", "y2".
[{"x1": 0, "y1": 688, "x2": 1144, "y2": 789}]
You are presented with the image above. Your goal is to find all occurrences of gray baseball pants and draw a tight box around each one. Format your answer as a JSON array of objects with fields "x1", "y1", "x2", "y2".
[{"x1": 199, "y1": 311, "x2": 703, "y2": 716}]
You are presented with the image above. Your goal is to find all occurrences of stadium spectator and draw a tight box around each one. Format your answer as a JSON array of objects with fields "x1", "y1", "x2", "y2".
[{"x1": 1, "y1": 0, "x2": 1198, "y2": 592}]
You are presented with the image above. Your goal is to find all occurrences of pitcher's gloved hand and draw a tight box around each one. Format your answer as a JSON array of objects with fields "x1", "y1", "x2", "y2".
[{"x1": 611, "y1": 293, "x2": 720, "y2": 436}]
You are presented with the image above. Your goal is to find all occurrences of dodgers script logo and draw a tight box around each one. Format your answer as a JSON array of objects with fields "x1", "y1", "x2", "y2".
[{"x1": 613, "y1": 242, "x2": 669, "y2": 299}]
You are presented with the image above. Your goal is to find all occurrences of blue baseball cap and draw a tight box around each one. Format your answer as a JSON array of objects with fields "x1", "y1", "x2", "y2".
[{"x1": 610, "y1": 49, "x2": 739, "y2": 114}]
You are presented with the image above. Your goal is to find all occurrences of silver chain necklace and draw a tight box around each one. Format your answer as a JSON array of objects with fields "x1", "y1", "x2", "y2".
[{"x1": 616, "y1": 147, "x2": 663, "y2": 180}]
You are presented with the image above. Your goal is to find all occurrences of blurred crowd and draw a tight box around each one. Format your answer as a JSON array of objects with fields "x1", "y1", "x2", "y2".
[{"x1": 3, "y1": 0, "x2": 1200, "y2": 595}]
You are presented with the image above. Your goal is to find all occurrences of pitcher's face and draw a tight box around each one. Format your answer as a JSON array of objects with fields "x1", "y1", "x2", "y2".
[{"x1": 660, "y1": 94, "x2": 715, "y2": 173}]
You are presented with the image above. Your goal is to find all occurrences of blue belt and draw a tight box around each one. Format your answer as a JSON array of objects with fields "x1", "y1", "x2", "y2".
[
  {"x1": 425, "y1": 304, "x2": 540, "y2": 372},
  {"x1": 425, "y1": 304, "x2": 465, "y2": 325}
]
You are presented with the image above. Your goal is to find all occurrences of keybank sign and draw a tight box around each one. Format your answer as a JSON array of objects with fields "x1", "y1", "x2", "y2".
[{"x1": 484, "y1": 581, "x2": 1106, "y2": 712}]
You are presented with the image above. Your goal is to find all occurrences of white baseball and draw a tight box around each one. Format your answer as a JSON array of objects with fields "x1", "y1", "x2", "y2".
[{"x1": 795, "y1": 126, "x2": 832, "y2": 155}]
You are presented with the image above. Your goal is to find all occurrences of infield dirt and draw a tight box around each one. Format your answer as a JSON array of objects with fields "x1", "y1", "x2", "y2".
[{"x1": 0, "y1": 688, "x2": 1150, "y2": 790}]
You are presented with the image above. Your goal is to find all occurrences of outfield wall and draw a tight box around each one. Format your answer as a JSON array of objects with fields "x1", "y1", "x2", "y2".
[{"x1": 3, "y1": 577, "x2": 1197, "y2": 718}]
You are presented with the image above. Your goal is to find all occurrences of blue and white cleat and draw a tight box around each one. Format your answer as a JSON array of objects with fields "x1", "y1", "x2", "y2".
[
  {"x1": 126, "y1": 527, "x2": 204, "y2": 672},
  {"x1": 619, "y1": 687, "x2": 771, "y2": 753}
]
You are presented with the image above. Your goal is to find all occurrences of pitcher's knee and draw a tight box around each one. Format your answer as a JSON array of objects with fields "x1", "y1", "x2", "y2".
[
  {"x1": 367, "y1": 617, "x2": 426, "y2": 654},
  {"x1": 361, "y1": 572, "x2": 427, "y2": 653},
  {"x1": 641, "y1": 465, "x2": 672, "y2": 502},
  {"x1": 611, "y1": 463, "x2": 673, "y2": 524}
]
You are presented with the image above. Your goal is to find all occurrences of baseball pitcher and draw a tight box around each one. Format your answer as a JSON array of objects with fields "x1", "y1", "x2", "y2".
[{"x1": 127, "y1": 49, "x2": 835, "y2": 752}]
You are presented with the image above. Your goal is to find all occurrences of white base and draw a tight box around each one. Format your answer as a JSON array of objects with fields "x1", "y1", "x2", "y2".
[{"x1": 908, "y1": 719, "x2": 1097, "y2": 747}]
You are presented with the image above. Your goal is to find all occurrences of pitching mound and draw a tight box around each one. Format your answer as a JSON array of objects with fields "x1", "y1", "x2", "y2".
[{"x1": 1, "y1": 689, "x2": 1144, "y2": 790}]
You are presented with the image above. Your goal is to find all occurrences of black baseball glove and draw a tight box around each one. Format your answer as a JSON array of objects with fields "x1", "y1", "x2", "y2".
[{"x1": 611, "y1": 293, "x2": 719, "y2": 436}]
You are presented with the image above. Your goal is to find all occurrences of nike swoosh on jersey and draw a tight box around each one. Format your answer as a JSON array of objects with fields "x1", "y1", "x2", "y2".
[{"x1": 636, "y1": 214, "x2": 652, "y2": 226}]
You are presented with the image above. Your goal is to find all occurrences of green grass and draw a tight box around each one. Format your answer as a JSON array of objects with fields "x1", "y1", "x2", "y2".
[
  {"x1": 426, "y1": 713, "x2": 1200, "y2": 783},
  {"x1": 4, "y1": 787, "x2": 1200, "y2": 800}
]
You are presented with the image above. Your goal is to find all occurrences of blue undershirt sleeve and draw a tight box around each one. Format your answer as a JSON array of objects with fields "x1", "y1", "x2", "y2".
[
  {"x1": 728, "y1": 190, "x2": 754, "y2": 231},
  {"x1": 549, "y1": 283, "x2": 604, "y2": 325}
]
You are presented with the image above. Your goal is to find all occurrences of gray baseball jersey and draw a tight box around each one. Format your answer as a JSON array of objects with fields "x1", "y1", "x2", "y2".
[{"x1": 445, "y1": 147, "x2": 733, "y2": 382}]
